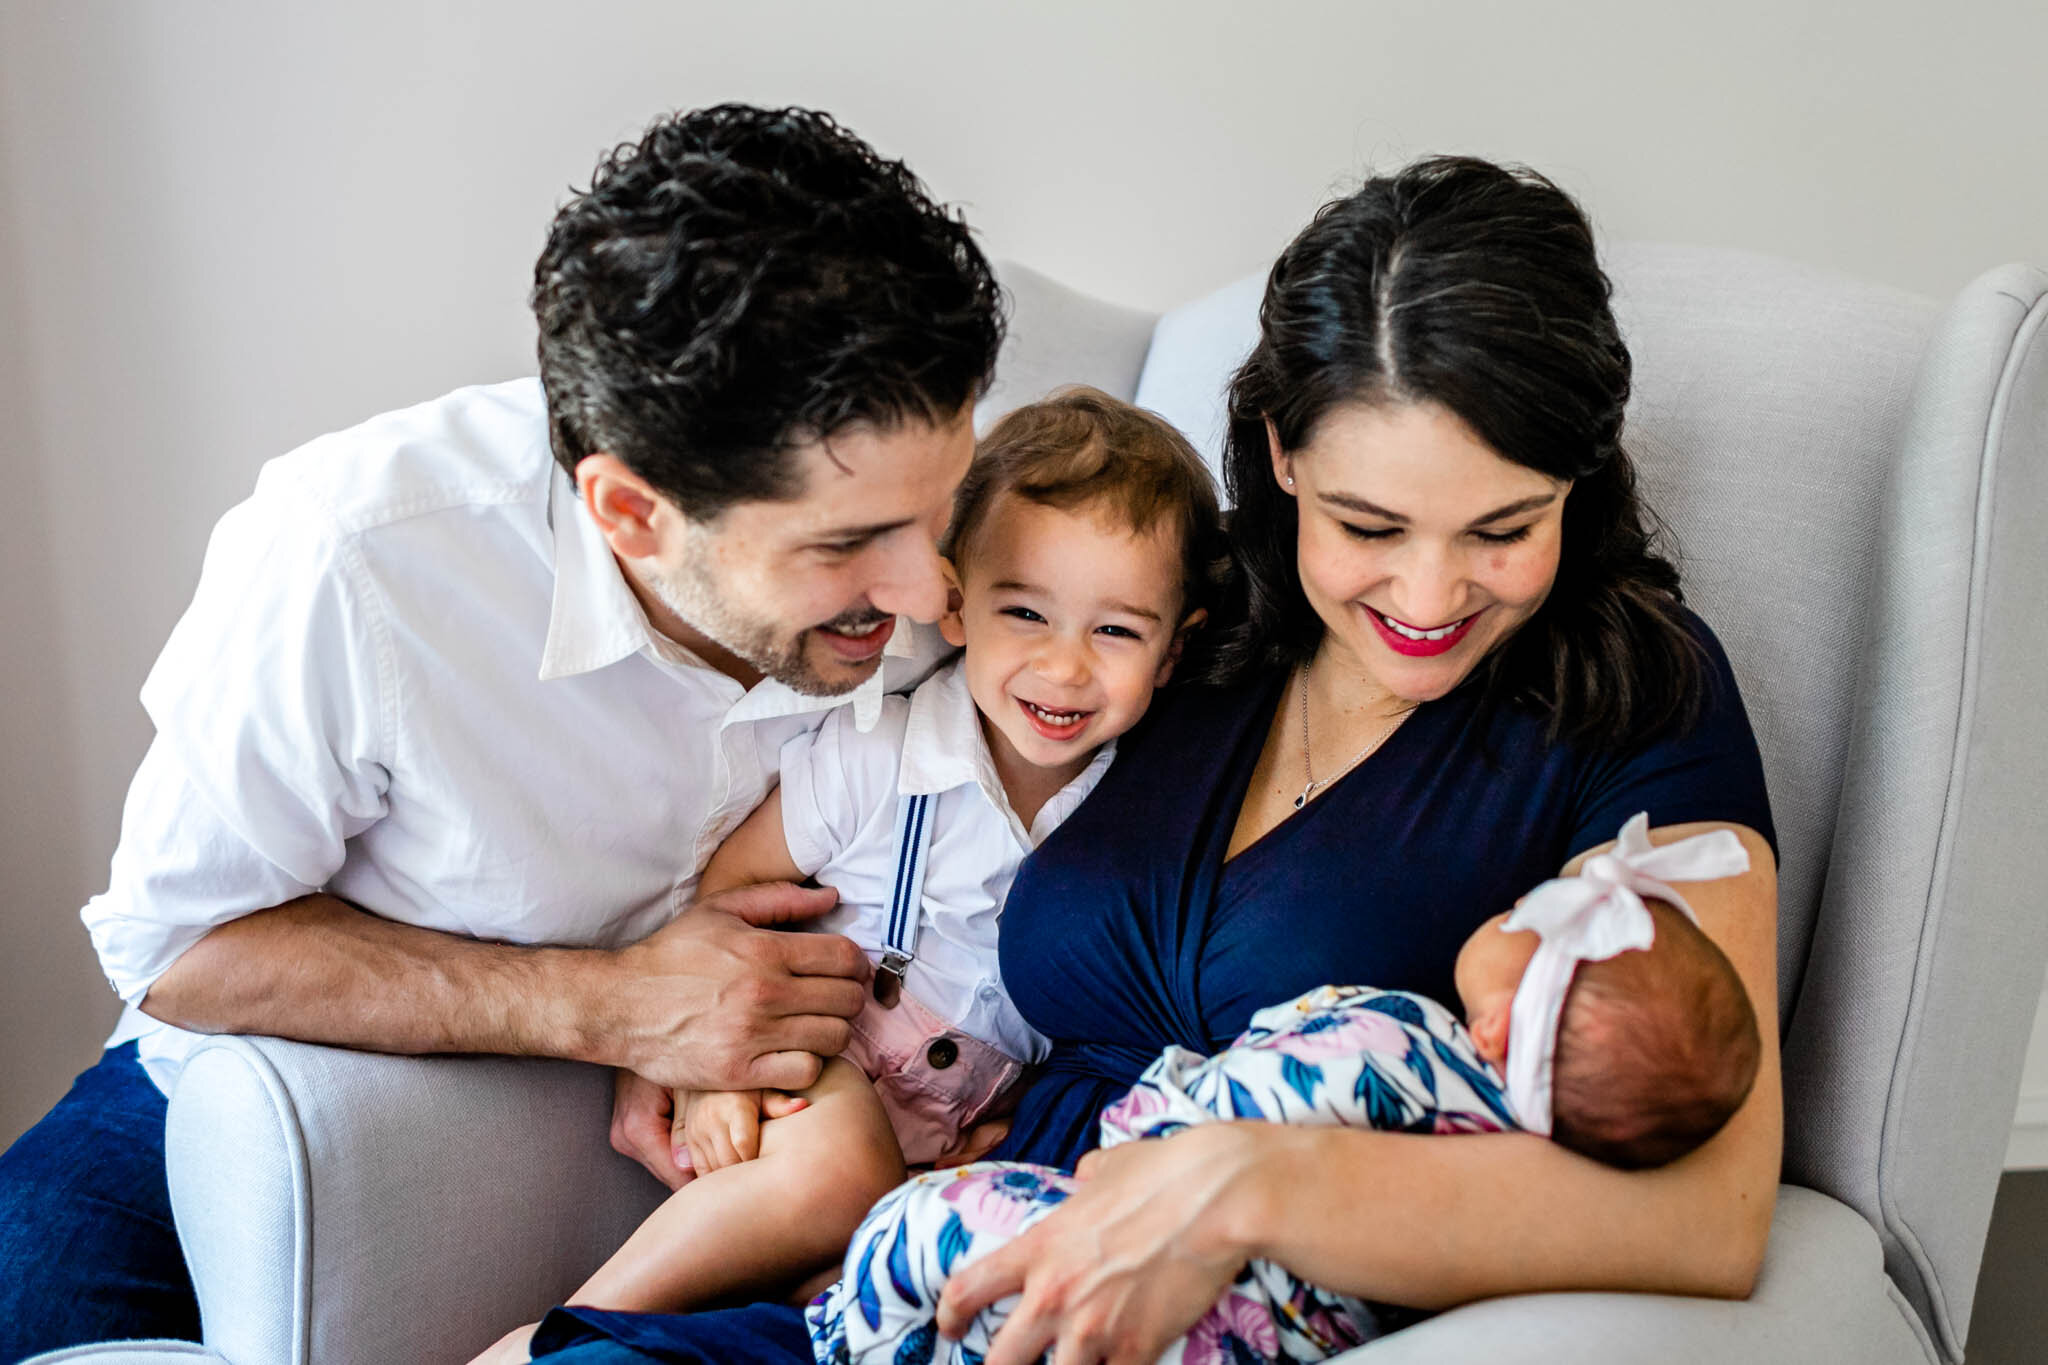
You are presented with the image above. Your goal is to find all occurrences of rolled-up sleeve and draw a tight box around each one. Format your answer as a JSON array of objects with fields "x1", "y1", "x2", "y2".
[{"x1": 82, "y1": 468, "x2": 392, "y2": 1004}]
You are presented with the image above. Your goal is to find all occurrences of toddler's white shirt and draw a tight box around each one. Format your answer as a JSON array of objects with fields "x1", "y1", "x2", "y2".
[{"x1": 778, "y1": 658, "x2": 1114, "y2": 1064}]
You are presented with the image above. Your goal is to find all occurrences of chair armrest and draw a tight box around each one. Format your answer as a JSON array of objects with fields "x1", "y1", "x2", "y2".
[
  {"x1": 1338, "y1": 1186, "x2": 1937, "y2": 1364},
  {"x1": 164, "y1": 1037, "x2": 667, "y2": 1365},
  {"x1": 24, "y1": 1345, "x2": 228, "y2": 1364}
]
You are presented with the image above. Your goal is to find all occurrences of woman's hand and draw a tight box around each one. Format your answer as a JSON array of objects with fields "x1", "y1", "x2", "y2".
[{"x1": 936, "y1": 1124, "x2": 1270, "y2": 1365}]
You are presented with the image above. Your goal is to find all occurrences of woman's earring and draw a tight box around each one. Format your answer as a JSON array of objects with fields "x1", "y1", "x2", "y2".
[{"x1": 1286, "y1": 476, "x2": 1295, "y2": 488}]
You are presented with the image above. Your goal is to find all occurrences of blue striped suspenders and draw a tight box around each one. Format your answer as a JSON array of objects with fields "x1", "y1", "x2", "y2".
[{"x1": 873, "y1": 792, "x2": 935, "y2": 1007}]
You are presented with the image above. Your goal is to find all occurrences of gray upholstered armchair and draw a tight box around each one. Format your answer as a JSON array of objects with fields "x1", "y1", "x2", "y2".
[{"x1": 34, "y1": 246, "x2": 2048, "y2": 1365}]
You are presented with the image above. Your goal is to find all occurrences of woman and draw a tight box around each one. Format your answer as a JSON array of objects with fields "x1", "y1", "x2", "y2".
[{"x1": 530, "y1": 156, "x2": 1781, "y2": 1365}]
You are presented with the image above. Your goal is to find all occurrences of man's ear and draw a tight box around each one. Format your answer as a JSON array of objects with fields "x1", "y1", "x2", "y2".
[
  {"x1": 1265, "y1": 417, "x2": 1295, "y2": 496},
  {"x1": 1466, "y1": 1001, "x2": 1511, "y2": 1068},
  {"x1": 936, "y1": 558, "x2": 967, "y2": 649},
  {"x1": 1154, "y1": 607, "x2": 1208, "y2": 687},
  {"x1": 577, "y1": 453, "x2": 669, "y2": 559}
]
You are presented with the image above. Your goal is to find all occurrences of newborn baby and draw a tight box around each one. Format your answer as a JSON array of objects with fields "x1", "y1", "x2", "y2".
[{"x1": 810, "y1": 813, "x2": 1761, "y2": 1365}]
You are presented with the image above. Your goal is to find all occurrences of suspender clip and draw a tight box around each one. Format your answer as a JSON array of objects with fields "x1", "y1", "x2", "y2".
[{"x1": 874, "y1": 952, "x2": 911, "y2": 1007}]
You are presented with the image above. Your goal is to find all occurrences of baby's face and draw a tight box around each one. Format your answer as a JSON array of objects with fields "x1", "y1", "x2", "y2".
[
  {"x1": 1453, "y1": 911, "x2": 1542, "y2": 1066},
  {"x1": 942, "y1": 493, "x2": 1197, "y2": 785}
]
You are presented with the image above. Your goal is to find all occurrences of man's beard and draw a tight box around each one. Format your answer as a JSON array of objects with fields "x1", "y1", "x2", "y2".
[{"x1": 639, "y1": 555, "x2": 882, "y2": 697}]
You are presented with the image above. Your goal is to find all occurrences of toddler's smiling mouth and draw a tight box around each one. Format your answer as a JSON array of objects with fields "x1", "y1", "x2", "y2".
[{"x1": 1017, "y1": 698, "x2": 1092, "y2": 739}]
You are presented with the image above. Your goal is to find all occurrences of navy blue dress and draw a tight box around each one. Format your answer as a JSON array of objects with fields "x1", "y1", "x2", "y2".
[{"x1": 533, "y1": 613, "x2": 1776, "y2": 1363}]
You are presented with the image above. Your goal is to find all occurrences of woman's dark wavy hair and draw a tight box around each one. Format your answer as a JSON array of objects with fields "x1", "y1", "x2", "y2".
[
  {"x1": 1214, "y1": 156, "x2": 1701, "y2": 750},
  {"x1": 533, "y1": 104, "x2": 1004, "y2": 519}
]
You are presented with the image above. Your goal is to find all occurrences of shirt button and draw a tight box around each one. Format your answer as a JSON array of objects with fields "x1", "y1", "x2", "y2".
[{"x1": 926, "y1": 1038, "x2": 959, "y2": 1070}]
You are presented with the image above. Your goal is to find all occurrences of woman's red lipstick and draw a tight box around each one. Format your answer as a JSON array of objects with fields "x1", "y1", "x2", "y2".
[{"x1": 1366, "y1": 606, "x2": 1479, "y2": 658}]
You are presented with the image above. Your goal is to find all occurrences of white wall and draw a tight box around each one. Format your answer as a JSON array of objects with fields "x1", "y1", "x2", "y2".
[{"x1": 2, "y1": 0, "x2": 2045, "y2": 1148}]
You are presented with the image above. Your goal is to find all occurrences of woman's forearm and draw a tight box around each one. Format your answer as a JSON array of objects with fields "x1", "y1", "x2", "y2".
[{"x1": 1233, "y1": 1077, "x2": 1780, "y2": 1308}]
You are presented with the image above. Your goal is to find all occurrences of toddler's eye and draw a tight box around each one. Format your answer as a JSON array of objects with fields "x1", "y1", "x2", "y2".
[
  {"x1": 1000, "y1": 606, "x2": 1046, "y2": 623},
  {"x1": 1095, "y1": 624, "x2": 1142, "y2": 641}
]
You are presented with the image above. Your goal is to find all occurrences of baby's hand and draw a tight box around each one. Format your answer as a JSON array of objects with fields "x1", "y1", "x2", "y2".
[{"x1": 675, "y1": 1088, "x2": 810, "y2": 1173}]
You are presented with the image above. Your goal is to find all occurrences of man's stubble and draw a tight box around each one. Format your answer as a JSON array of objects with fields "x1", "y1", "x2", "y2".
[{"x1": 638, "y1": 549, "x2": 878, "y2": 699}]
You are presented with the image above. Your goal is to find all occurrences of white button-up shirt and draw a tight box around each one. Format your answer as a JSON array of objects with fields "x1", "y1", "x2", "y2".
[
  {"x1": 778, "y1": 658, "x2": 1115, "y2": 1064},
  {"x1": 82, "y1": 378, "x2": 929, "y2": 1093}
]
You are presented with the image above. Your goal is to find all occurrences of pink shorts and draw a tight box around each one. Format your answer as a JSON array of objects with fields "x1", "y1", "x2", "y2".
[
  {"x1": 673, "y1": 989, "x2": 1023, "y2": 1173},
  {"x1": 842, "y1": 987, "x2": 1023, "y2": 1167}
]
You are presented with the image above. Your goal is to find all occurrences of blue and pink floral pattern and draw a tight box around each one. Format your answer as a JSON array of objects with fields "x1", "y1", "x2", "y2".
[{"x1": 807, "y1": 985, "x2": 1516, "y2": 1365}]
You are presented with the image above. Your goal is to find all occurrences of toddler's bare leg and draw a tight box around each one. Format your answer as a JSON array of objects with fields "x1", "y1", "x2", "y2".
[{"x1": 568, "y1": 1057, "x2": 907, "y2": 1312}]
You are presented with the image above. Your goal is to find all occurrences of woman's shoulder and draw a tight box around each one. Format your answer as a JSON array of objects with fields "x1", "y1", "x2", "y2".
[
  {"x1": 1564, "y1": 604, "x2": 1778, "y2": 856},
  {"x1": 1028, "y1": 670, "x2": 1286, "y2": 861},
  {"x1": 1651, "y1": 603, "x2": 1756, "y2": 743},
  {"x1": 1671, "y1": 602, "x2": 1739, "y2": 666},
  {"x1": 1117, "y1": 668, "x2": 1287, "y2": 764},
  {"x1": 1490, "y1": 601, "x2": 1749, "y2": 747}
]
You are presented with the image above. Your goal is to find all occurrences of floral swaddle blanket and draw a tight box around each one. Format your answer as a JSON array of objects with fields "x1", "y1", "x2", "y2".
[{"x1": 807, "y1": 985, "x2": 1519, "y2": 1365}]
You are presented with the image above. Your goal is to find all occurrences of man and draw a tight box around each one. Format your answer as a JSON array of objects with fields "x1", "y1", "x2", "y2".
[{"x1": 0, "y1": 104, "x2": 1003, "y2": 1356}]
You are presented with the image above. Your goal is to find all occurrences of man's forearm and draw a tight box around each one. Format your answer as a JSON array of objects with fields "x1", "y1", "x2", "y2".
[{"x1": 140, "y1": 894, "x2": 617, "y2": 1063}]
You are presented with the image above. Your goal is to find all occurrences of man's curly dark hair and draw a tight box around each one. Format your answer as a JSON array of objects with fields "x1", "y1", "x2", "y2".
[{"x1": 533, "y1": 105, "x2": 1005, "y2": 518}]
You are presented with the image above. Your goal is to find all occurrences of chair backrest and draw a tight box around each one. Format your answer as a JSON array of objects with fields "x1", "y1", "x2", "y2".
[{"x1": 992, "y1": 249, "x2": 2048, "y2": 1362}]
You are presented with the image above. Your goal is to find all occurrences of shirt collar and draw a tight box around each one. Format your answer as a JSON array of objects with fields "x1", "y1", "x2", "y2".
[
  {"x1": 897, "y1": 659, "x2": 989, "y2": 797},
  {"x1": 539, "y1": 467, "x2": 657, "y2": 683},
  {"x1": 897, "y1": 659, "x2": 1116, "y2": 847},
  {"x1": 538, "y1": 468, "x2": 907, "y2": 730}
]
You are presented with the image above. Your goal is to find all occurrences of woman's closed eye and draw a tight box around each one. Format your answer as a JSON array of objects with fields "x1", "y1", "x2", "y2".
[{"x1": 1339, "y1": 522, "x2": 1533, "y2": 546}]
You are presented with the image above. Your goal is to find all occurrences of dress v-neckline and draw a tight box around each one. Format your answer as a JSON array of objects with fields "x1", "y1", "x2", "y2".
[{"x1": 1217, "y1": 669, "x2": 1424, "y2": 877}]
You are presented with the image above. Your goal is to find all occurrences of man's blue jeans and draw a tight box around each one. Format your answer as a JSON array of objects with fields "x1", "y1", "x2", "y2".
[{"x1": 0, "y1": 1042, "x2": 199, "y2": 1362}]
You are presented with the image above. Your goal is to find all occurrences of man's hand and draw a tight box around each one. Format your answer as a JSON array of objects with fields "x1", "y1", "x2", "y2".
[
  {"x1": 675, "y1": 1087, "x2": 811, "y2": 1174},
  {"x1": 597, "y1": 881, "x2": 870, "y2": 1092}
]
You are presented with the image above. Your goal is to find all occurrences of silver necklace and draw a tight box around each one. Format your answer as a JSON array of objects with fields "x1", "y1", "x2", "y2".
[{"x1": 1294, "y1": 665, "x2": 1405, "y2": 810}]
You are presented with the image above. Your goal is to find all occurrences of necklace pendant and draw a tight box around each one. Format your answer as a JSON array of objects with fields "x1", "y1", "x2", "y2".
[{"x1": 1293, "y1": 792, "x2": 1308, "y2": 810}]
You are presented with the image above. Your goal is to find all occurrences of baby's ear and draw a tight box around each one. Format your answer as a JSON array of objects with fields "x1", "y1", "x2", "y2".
[
  {"x1": 937, "y1": 559, "x2": 967, "y2": 649},
  {"x1": 1154, "y1": 607, "x2": 1208, "y2": 687},
  {"x1": 1466, "y1": 1002, "x2": 1511, "y2": 1068}
]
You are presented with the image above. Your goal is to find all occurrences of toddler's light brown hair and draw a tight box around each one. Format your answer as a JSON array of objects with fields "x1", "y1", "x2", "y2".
[{"x1": 946, "y1": 387, "x2": 1224, "y2": 621}]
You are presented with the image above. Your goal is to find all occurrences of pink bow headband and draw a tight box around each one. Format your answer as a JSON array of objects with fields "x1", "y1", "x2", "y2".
[{"x1": 1501, "y1": 813, "x2": 1750, "y2": 1135}]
